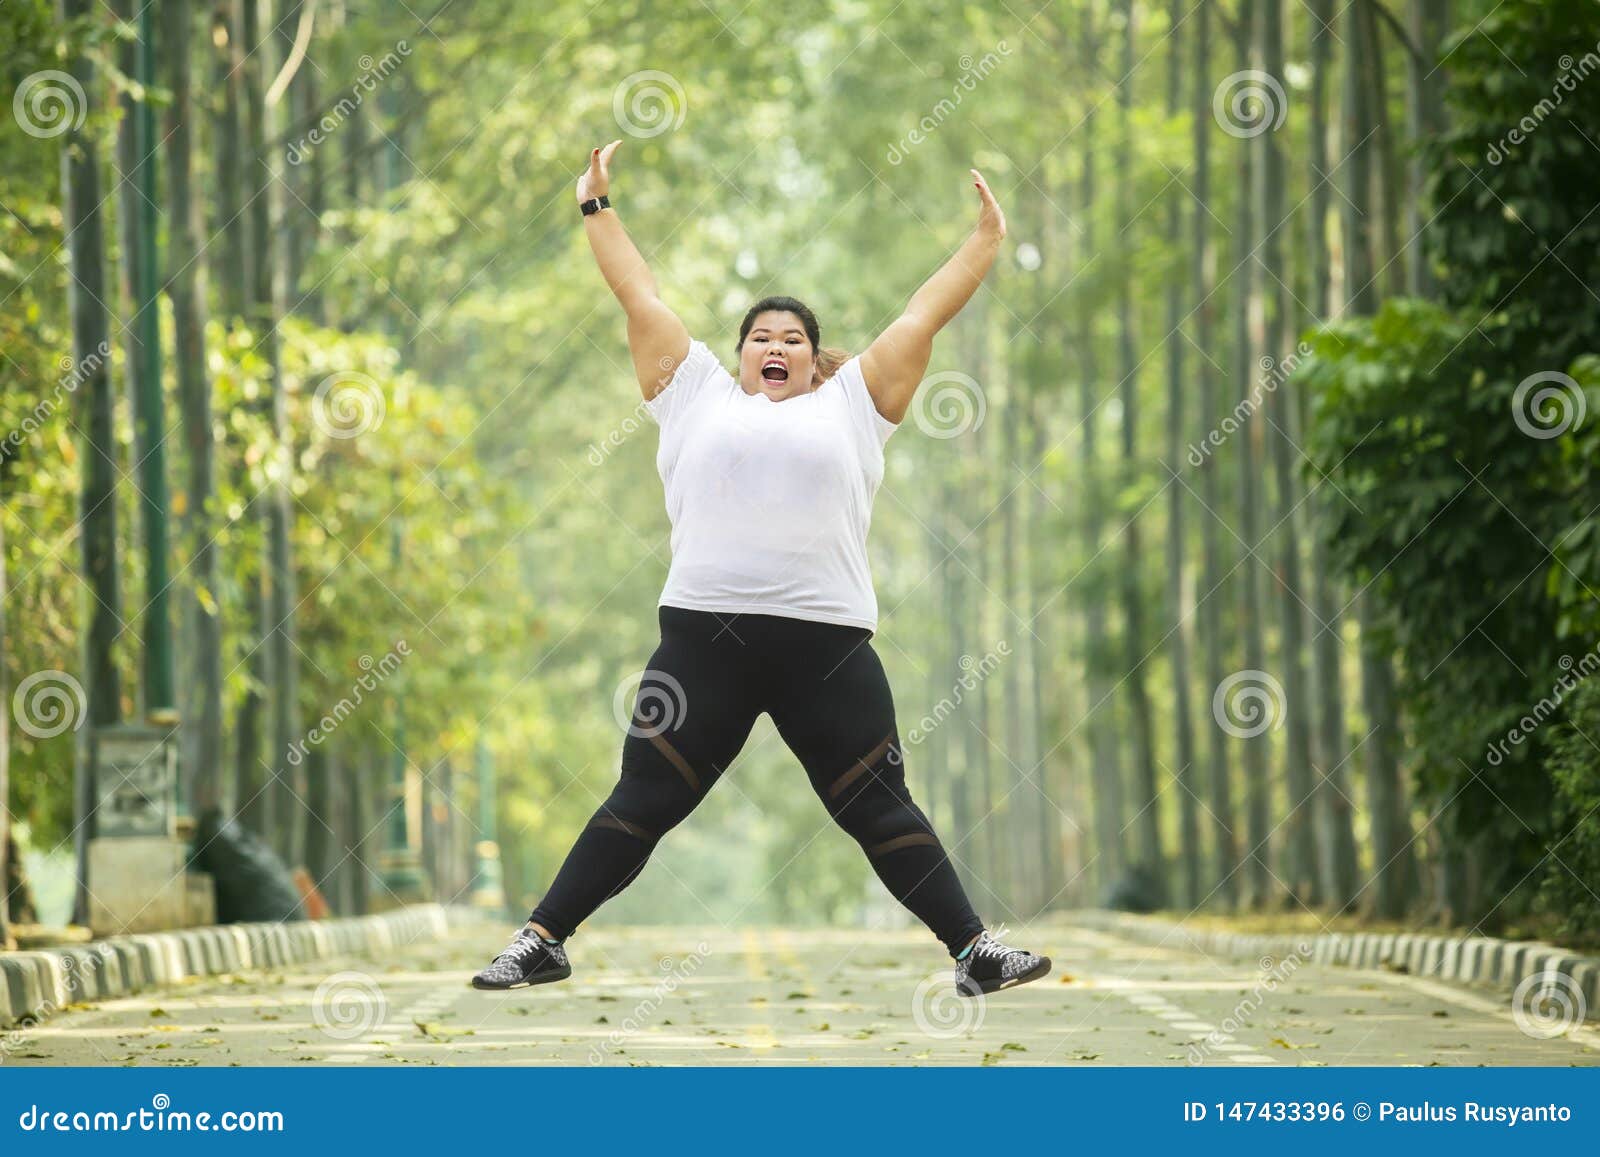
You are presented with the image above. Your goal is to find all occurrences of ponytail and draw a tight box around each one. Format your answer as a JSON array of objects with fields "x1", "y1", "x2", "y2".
[{"x1": 815, "y1": 346, "x2": 851, "y2": 382}]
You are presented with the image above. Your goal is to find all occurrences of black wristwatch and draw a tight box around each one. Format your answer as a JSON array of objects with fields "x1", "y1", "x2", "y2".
[{"x1": 579, "y1": 194, "x2": 611, "y2": 217}]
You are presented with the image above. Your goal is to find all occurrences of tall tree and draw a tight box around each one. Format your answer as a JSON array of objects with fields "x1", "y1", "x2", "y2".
[
  {"x1": 1342, "y1": 0, "x2": 1417, "y2": 919},
  {"x1": 163, "y1": 0, "x2": 225, "y2": 814},
  {"x1": 1305, "y1": 0, "x2": 1360, "y2": 909},
  {"x1": 996, "y1": 286, "x2": 1036, "y2": 907},
  {"x1": 232, "y1": 0, "x2": 268, "y2": 833},
  {"x1": 1255, "y1": 0, "x2": 1318, "y2": 905},
  {"x1": 209, "y1": 0, "x2": 247, "y2": 323},
  {"x1": 1193, "y1": 0, "x2": 1238, "y2": 907},
  {"x1": 1, "y1": 506, "x2": 9, "y2": 948},
  {"x1": 1165, "y1": 0, "x2": 1201, "y2": 908},
  {"x1": 1115, "y1": 0, "x2": 1165, "y2": 898},
  {"x1": 61, "y1": 0, "x2": 123, "y2": 924},
  {"x1": 1404, "y1": 3, "x2": 1449, "y2": 290},
  {"x1": 242, "y1": 0, "x2": 303, "y2": 861},
  {"x1": 1231, "y1": 0, "x2": 1274, "y2": 909},
  {"x1": 1078, "y1": 6, "x2": 1126, "y2": 893}
]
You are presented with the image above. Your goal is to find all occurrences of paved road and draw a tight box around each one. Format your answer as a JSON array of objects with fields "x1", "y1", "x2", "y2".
[{"x1": 8, "y1": 919, "x2": 1599, "y2": 1066}]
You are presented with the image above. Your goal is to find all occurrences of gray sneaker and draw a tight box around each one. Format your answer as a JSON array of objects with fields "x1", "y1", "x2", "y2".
[
  {"x1": 954, "y1": 929, "x2": 1051, "y2": 997},
  {"x1": 470, "y1": 928, "x2": 573, "y2": 990}
]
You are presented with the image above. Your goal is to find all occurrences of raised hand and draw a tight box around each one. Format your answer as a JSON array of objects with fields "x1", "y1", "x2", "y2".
[
  {"x1": 970, "y1": 168, "x2": 1006, "y2": 241},
  {"x1": 578, "y1": 139, "x2": 623, "y2": 204}
]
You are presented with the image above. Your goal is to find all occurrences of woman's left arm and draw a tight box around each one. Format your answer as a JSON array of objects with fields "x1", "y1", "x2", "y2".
[{"x1": 858, "y1": 169, "x2": 1007, "y2": 424}]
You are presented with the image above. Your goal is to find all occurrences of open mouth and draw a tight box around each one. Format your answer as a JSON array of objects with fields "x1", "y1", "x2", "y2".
[{"x1": 760, "y1": 359, "x2": 789, "y2": 387}]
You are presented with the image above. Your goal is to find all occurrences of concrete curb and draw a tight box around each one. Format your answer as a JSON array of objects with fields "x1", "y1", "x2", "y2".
[
  {"x1": 1072, "y1": 909, "x2": 1600, "y2": 1022},
  {"x1": 0, "y1": 904, "x2": 472, "y2": 1031}
]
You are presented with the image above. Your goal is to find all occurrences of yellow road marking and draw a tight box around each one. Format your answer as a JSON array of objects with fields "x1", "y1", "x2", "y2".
[{"x1": 741, "y1": 930, "x2": 777, "y2": 1049}]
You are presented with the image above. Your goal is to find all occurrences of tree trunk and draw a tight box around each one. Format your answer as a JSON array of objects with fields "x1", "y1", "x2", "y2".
[
  {"x1": 62, "y1": 0, "x2": 124, "y2": 925},
  {"x1": 1405, "y1": 0, "x2": 1450, "y2": 297},
  {"x1": 1, "y1": 511, "x2": 9, "y2": 948},
  {"x1": 1306, "y1": 0, "x2": 1360, "y2": 909},
  {"x1": 1027, "y1": 393, "x2": 1063, "y2": 911},
  {"x1": 1114, "y1": 0, "x2": 1165, "y2": 903},
  {"x1": 1367, "y1": 3, "x2": 1404, "y2": 300},
  {"x1": 351, "y1": 747, "x2": 374, "y2": 915},
  {"x1": 1253, "y1": 0, "x2": 1318, "y2": 907},
  {"x1": 997, "y1": 304, "x2": 1036, "y2": 909},
  {"x1": 1357, "y1": 597, "x2": 1417, "y2": 917},
  {"x1": 1078, "y1": 13, "x2": 1127, "y2": 894},
  {"x1": 163, "y1": 0, "x2": 225, "y2": 814},
  {"x1": 1164, "y1": 0, "x2": 1201, "y2": 910},
  {"x1": 242, "y1": 0, "x2": 303, "y2": 864},
  {"x1": 1232, "y1": 0, "x2": 1274, "y2": 910},
  {"x1": 971, "y1": 311, "x2": 1003, "y2": 895},
  {"x1": 210, "y1": 1, "x2": 248, "y2": 323},
  {"x1": 231, "y1": 0, "x2": 265, "y2": 834},
  {"x1": 1344, "y1": 0, "x2": 1417, "y2": 919},
  {"x1": 1193, "y1": 0, "x2": 1238, "y2": 909}
]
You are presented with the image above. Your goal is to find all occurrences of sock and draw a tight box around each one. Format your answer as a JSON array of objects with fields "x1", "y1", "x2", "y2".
[{"x1": 954, "y1": 933, "x2": 983, "y2": 961}]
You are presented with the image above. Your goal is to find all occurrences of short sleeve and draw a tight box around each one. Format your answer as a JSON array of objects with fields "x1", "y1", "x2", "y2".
[
  {"x1": 644, "y1": 338, "x2": 723, "y2": 429},
  {"x1": 832, "y1": 355, "x2": 900, "y2": 452}
]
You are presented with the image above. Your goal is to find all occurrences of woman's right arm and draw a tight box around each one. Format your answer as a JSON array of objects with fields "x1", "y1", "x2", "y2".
[{"x1": 579, "y1": 140, "x2": 690, "y2": 401}]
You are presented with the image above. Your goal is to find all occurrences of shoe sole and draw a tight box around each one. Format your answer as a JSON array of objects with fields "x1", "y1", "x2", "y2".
[
  {"x1": 957, "y1": 955, "x2": 1052, "y2": 997},
  {"x1": 469, "y1": 965, "x2": 573, "y2": 991}
]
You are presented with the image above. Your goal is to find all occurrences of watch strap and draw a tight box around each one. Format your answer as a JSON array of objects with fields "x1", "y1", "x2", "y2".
[{"x1": 579, "y1": 194, "x2": 611, "y2": 217}]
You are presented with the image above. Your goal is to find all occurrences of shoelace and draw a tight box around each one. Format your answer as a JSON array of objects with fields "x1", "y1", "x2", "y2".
[
  {"x1": 974, "y1": 933, "x2": 1021, "y2": 962},
  {"x1": 492, "y1": 933, "x2": 543, "y2": 965}
]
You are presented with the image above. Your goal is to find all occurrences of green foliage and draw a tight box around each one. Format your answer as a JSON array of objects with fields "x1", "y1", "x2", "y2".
[
  {"x1": 1426, "y1": 0, "x2": 1600, "y2": 370},
  {"x1": 1539, "y1": 677, "x2": 1600, "y2": 940},
  {"x1": 1303, "y1": 0, "x2": 1600, "y2": 916}
]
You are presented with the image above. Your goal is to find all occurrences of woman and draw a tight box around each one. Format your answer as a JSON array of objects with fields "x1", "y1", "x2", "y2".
[{"x1": 472, "y1": 140, "x2": 1051, "y2": 999}]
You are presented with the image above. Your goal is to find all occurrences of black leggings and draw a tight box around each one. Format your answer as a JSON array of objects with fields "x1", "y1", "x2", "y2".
[{"x1": 528, "y1": 606, "x2": 986, "y2": 956}]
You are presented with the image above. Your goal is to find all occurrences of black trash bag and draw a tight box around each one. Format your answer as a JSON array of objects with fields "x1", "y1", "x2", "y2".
[
  {"x1": 1101, "y1": 862, "x2": 1165, "y2": 913},
  {"x1": 190, "y1": 807, "x2": 304, "y2": 923}
]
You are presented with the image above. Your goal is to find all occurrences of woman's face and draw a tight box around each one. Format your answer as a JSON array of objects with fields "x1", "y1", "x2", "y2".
[{"x1": 738, "y1": 310, "x2": 818, "y2": 402}]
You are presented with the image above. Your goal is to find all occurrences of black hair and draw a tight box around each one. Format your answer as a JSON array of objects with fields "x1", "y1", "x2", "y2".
[
  {"x1": 735, "y1": 295, "x2": 821, "y2": 354},
  {"x1": 735, "y1": 295, "x2": 850, "y2": 381}
]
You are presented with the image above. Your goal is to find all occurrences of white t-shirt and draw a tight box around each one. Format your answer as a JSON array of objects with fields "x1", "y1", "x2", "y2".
[{"x1": 643, "y1": 338, "x2": 900, "y2": 632}]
